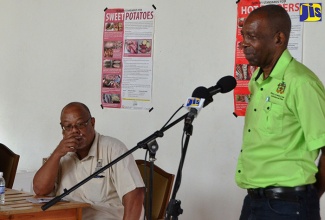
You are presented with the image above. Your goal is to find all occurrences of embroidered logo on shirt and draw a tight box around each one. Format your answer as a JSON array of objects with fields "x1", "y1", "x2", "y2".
[
  {"x1": 94, "y1": 159, "x2": 105, "y2": 178},
  {"x1": 276, "y1": 82, "x2": 286, "y2": 94}
]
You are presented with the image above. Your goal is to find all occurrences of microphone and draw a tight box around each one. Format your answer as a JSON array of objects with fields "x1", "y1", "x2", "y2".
[
  {"x1": 183, "y1": 76, "x2": 237, "y2": 126},
  {"x1": 208, "y1": 75, "x2": 237, "y2": 97},
  {"x1": 184, "y1": 86, "x2": 210, "y2": 125}
]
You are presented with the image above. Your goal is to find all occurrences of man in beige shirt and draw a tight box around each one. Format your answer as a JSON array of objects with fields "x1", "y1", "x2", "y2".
[{"x1": 33, "y1": 102, "x2": 145, "y2": 220}]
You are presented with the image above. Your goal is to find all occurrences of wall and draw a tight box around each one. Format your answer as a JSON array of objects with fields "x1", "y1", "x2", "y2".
[{"x1": 1, "y1": 0, "x2": 325, "y2": 219}]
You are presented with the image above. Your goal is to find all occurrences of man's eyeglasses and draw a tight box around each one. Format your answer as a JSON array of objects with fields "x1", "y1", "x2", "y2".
[{"x1": 60, "y1": 117, "x2": 92, "y2": 132}]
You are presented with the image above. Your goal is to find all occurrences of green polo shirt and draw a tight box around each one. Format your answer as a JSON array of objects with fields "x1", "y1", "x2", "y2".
[{"x1": 236, "y1": 49, "x2": 325, "y2": 189}]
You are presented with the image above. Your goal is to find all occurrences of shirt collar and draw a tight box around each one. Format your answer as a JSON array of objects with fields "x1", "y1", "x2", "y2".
[
  {"x1": 87, "y1": 131, "x2": 99, "y2": 158},
  {"x1": 254, "y1": 49, "x2": 293, "y2": 82}
]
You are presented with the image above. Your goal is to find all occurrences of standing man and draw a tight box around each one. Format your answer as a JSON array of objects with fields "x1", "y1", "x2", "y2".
[
  {"x1": 236, "y1": 5, "x2": 325, "y2": 220},
  {"x1": 33, "y1": 102, "x2": 145, "y2": 220}
]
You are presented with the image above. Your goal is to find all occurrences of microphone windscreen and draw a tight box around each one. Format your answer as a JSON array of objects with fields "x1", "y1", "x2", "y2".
[
  {"x1": 192, "y1": 86, "x2": 212, "y2": 107},
  {"x1": 192, "y1": 86, "x2": 210, "y2": 98},
  {"x1": 217, "y1": 76, "x2": 237, "y2": 93}
]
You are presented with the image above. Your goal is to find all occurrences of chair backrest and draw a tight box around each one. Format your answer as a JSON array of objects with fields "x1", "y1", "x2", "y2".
[
  {"x1": 136, "y1": 159, "x2": 175, "y2": 220},
  {"x1": 0, "y1": 143, "x2": 20, "y2": 188}
]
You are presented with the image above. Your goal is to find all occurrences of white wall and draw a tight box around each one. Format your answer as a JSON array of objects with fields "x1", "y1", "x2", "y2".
[{"x1": 1, "y1": 0, "x2": 325, "y2": 219}]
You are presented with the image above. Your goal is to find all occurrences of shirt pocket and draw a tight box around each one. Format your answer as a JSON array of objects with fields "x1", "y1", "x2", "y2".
[
  {"x1": 83, "y1": 177, "x2": 107, "y2": 202},
  {"x1": 260, "y1": 102, "x2": 284, "y2": 134}
]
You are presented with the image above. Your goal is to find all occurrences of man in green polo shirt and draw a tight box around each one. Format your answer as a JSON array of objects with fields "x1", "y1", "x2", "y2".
[{"x1": 236, "y1": 4, "x2": 325, "y2": 220}]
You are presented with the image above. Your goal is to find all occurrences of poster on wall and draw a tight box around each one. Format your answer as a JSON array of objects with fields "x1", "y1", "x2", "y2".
[
  {"x1": 101, "y1": 8, "x2": 155, "y2": 110},
  {"x1": 233, "y1": 0, "x2": 303, "y2": 116}
]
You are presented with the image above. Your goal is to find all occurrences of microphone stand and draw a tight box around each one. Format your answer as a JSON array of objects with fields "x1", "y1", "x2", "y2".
[
  {"x1": 146, "y1": 139, "x2": 159, "y2": 220},
  {"x1": 164, "y1": 117, "x2": 194, "y2": 220},
  {"x1": 41, "y1": 112, "x2": 189, "y2": 212}
]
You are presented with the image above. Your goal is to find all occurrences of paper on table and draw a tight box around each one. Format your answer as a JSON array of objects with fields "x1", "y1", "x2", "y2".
[{"x1": 26, "y1": 197, "x2": 55, "y2": 204}]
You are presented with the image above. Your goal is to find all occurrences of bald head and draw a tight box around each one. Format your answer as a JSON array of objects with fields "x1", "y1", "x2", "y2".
[
  {"x1": 61, "y1": 102, "x2": 91, "y2": 119},
  {"x1": 248, "y1": 5, "x2": 291, "y2": 46}
]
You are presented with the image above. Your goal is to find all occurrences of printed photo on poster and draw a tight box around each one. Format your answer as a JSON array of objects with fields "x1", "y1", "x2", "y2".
[
  {"x1": 102, "y1": 74, "x2": 121, "y2": 88},
  {"x1": 102, "y1": 93, "x2": 121, "y2": 104},
  {"x1": 124, "y1": 39, "x2": 152, "y2": 55},
  {"x1": 235, "y1": 64, "x2": 257, "y2": 81}
]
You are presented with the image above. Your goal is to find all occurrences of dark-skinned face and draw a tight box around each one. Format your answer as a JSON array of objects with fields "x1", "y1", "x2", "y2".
[
  {"x1": 60, "y1": 104, "x2": 95, "y2": 152},
  {"x1": 240, "y1": 13, "x2": 278, "y2": 69}
]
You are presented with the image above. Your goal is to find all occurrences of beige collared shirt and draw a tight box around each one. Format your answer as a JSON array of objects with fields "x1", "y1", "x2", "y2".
[{"x1": 55, "y1": 132, "x2": 145, "y2": 220}]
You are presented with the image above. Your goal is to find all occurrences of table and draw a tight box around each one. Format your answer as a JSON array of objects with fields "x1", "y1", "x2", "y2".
[{"x1": 0, "y1": 188, "x2": 90, "y2": 220}]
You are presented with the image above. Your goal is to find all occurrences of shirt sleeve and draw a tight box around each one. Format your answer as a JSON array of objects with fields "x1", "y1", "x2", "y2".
[
  {"x1": 109, "y1": 140, "x2": 145, "y2": 201},
  {"x1": 295, "y1": 80, "x2": 325, "y2": 151}
]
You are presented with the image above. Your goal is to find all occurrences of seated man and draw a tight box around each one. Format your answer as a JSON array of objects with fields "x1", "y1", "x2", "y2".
[{"x1": 33, "y1": 102, "x2": 145, "y2": 220}]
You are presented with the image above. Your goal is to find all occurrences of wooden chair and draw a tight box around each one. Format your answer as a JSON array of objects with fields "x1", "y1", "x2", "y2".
[
  {"x1": 0, "y1": 143, "x2": 20, "y2": 188},
  {"x1": 136, "y1": 159, "x2": 175, "y2": 220}
]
